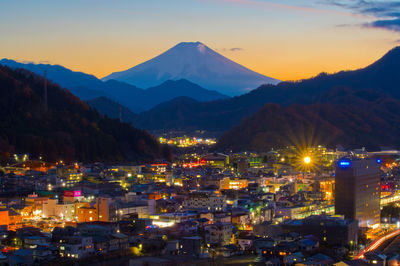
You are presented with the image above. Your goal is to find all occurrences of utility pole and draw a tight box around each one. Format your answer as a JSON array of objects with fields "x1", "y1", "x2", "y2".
[{"x1": 43, "y1": 70, "x2": 48, "y2": 112}]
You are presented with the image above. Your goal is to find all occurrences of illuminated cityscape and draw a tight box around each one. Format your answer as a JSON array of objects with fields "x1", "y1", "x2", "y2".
[
  {"x1": 1, "y1": 146, "x2": 400, "y2": 265},
  {"x1": 158, "y1": 136, "x2": 217, "y2": 148},
  {"x1": 2, "y1": 0, "x2": 400, "y2": 265}
]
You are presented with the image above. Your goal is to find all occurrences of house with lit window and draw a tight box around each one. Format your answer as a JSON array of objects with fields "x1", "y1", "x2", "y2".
[
  {"x1": 183, "y1": 191, "x2": 226, "y2": 211},
  {"x1": 59, "y1": 236, "x2": 94, "y2": 259},
  {"x1": 77, "y1": 206, "x2": 97, "y2": 222},
  {"x1": 205, "y1": 222, "x2": 232, "y2": 246},
  {"x1": 219, "y1": 177, "x2": 248, "y2": 191}
]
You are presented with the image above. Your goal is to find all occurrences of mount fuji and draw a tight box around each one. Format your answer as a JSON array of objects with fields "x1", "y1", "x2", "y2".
[{"x1": 102, "y1": 42, "x2": 280, "y2": 96}]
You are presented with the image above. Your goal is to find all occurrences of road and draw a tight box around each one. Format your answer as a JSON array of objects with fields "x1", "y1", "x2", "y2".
[
  {"x1": 354, "y1": 229, "x2": 400, "y2": 259},
  {"x1": 380, "y1": 234, "x2": 400, "y2": 254}
]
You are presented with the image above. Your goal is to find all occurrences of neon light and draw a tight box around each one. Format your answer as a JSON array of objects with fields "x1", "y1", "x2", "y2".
[
  {"x1": 64, "y1": 190, "x2": 81, "y2": 197},
  {"x1": 337, "y1": 158, "x2": 351, "y2": 168},
  {"x1": 339, "y1": 161, "x2": 351, "y2": 167},
  {"x1": 377, "y1": 159, "x2": 382, "y2": 164}
]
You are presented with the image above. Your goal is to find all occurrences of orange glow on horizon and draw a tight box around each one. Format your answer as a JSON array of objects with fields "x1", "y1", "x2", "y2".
[
  {"x1": 1, "y1": 0, "x2": 399, "y2": 84},
  {"x1": 2, "y1": 32, "x2": 397, "y2": 84}
]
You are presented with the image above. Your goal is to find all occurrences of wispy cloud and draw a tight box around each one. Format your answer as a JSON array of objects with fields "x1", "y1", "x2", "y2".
[
  {"x1": 216, "y1": 47, "x2": 244, "y2": 52},
  {"x1": 201, "y1": 0, "x2": 365, "y2": 17},
  {"x1": 369, "y1": 18, "x2": 400, "y2": 32},
  {"x1": 335, "y1": 23, "x2": 352, "y2": 27},
  {"x1": 324, "y1": 0, "x2": 400, "y2": 32},
  {"x1": 22, "y1": 60, "x2": 51, "y2": 65}
]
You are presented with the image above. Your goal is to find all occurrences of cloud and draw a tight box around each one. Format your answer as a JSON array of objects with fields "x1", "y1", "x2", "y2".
[
  {"x1": 22, "y1": 60, "x2": 51, "y2": 65},
  {"x1": 216, "y1": 47, "x2": 244, "y2": 52},
  {"x1": 22, "y1": 60, "x2": 36, "y2": 64},
  {"x1": 369, "y1": 18, "x2": 400, "y2": 32},
  {"x1": 201, "y1": 0, "x2": 362, "y2": 17},
  {"x1": 335, "y1": 23, "x2": 352, "y2": 27},
  {"x1": 324, "y1": 0, "x2": 400, "y2": 32}
]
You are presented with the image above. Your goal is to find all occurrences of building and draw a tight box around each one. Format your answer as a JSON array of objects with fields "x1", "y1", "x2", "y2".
[
  {"x1": 219, "y1": 177, "x2": 248, "y2": 190},
  {"x1": 318, "y1": 179, "x2": 335, "y2": 201},
  {"x1": 77, "y1": 205, "x2": 97, "y2": 222},
  {"x1": 42, "y1": 198, "x2": 58, "y2": 217},
  {"x1": 205, "y1": 222, "x2": 232, "y2": 246},
  {"x1": 118, "y1": 202, "x2": 149, "y2": 219},
  {"x1": 63, "y1": 173, "x2": 83, "y2": 187},
  {"x1": 150, "y1": 212, "x2": 198, "y2": 227},
  {"x1": 63, "y1": 190, "x2": 83, "y2": 203},
  {"x1": 59, "y1": 236, "x2": 94, "y2": 259},
  {"x1": 180, "y1": 236, "x2": 202, "y2": 256},
  {"x1": 275, "y1": 203, "x2": 334, "y2": 220},
  {"x1": 0, "y1": 207, "x2": 22, "y2": 231},
  {"x1": 97, "y1": 197, "x2": 113, "y2": 222},
  {"x1": 202, "y1": 153, "x2": 229, "y2": 167},
  {"x1": 56, "y1": 203, "x2": 75, "y2": 221},
  {"x1": 335, "y1": 158, "x2": 381, "y2": 227},
  {"x1": 0, "y1": 207, "x2": 9, "y2": 229},
  {"x1": 183, "y1": 191, "x2": 226, "y2": 211},
  {"x1": 281, "y1": 215, "x2": 358, "y2": 247}
]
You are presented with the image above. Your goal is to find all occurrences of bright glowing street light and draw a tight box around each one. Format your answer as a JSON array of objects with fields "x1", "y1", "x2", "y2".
[{"x1": 303, "y1": 156, "x2": 311, "y2": 164}]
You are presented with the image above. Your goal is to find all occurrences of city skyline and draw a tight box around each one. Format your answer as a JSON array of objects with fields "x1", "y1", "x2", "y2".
[
  {"x1": 1, "y1": 0, "x2": 400, "y2": 81},
  {"x1": 3, "y1": 1, "x2": 400, "y2": 264}
]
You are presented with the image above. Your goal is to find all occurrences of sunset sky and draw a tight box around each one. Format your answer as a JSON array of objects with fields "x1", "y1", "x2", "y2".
[{"x1": 1, "y1": 0, "x2": 400, "y2": 81}]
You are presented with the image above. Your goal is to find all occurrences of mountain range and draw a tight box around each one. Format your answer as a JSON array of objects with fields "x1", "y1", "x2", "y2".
[
  {"x1": 0, "y1": 41, "x2": 280, "y2": 117},
  {"x1": 0, "y1": 65, "x2": 170, "y2": 162},
  {"x1": 215, "y1": 46, "x2": 400, "y2": 151},
  {"x1": 0, "y1": 58, "x2": 229, "y2": 112},
  {"x1": 216, "y1": 87, "x2": 400, "y2": 151},
  {"x1": 3, "y1": 44, "x2": 400, "y2": 151},
  {"x1": 132, "y1": 46, "x2": 400, "y2": 138},
  {"x1": 102, "y1": 42, "x2": 280, "y2": 96}
]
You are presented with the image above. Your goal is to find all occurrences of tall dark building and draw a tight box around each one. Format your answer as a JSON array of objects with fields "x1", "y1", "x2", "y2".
[{"x1": 335, "y1": 158, "x2": 381, "y2": 228}]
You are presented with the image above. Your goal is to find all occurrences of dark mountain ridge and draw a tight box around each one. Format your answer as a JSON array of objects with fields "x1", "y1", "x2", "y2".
[
  {"x1": 0, "y1": 64, "x2": 170, "y2": 163},
  {"x1": 0, "y1": 59, "x2": 229, "y2": 113},
  {"x1": 87, "y1": 97, "x2": 137, "y2": 123},
  {"x1": 133, "y1": 46, "x2": 400, "y2": 132},
  {"x1": 217, "y1": 87, "x2": 400, "y2": 151}
]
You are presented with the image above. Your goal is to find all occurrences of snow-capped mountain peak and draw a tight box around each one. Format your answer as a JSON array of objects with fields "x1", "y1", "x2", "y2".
[{"x1": 102, "y1": 42, "x2": 280, "y2": 96}]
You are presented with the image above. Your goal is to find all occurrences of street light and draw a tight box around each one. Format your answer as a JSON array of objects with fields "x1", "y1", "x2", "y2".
[{"x1": 303, "y1": 156, "x2": 311, "y2": 164}]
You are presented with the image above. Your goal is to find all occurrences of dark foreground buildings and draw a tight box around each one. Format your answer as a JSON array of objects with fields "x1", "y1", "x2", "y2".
[{"x1": 281, "y1": 215, "x2": 358, "y2": 247}]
